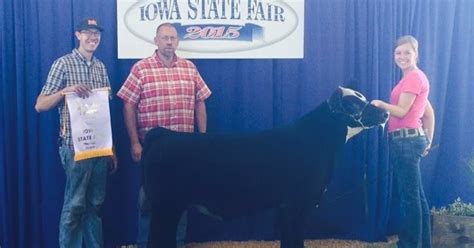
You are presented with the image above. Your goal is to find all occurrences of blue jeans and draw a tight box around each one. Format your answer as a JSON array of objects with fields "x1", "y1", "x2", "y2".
[
  {"x1": 390, "y1": 136, "x2": 431, "y2": 248},
  {"x1": 137, "y1": 186, "x2": 187, "y2": 248},
  {"x1": 59, "y1": 145, "x2": 108, "y2": 248}
]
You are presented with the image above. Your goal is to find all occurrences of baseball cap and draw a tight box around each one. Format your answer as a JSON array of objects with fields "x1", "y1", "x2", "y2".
[{"x1": 76, "y1": 18, "x2": 104, "y2": 32}]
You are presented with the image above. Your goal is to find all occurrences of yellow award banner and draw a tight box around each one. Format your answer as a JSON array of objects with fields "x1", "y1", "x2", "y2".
[{"x1": 65, "y1": 88, "x2": 113, "y2": 161}]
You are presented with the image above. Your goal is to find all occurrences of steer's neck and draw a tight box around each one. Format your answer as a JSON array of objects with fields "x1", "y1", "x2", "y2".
[{"x1": 293, "y1": 102, "x2": 348, "y2": 144}]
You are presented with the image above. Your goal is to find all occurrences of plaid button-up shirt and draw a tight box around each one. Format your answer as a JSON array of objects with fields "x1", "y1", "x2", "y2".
[
  {"x1": 117, "y1": 51, "x2": 211, "y2": 140},
  {"x1": 40, "y1": 49, "x2": 111, "y2": 147}
]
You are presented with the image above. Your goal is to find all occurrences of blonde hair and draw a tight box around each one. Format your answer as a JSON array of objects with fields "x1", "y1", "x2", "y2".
[{"x1": 395, "y1": 35, "x2": 419, "y2": 55}]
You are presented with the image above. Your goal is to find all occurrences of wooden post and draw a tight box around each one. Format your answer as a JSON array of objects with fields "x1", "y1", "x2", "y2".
[{"x1": 432, "y1": 214, "x2": 474, "y2": 248}]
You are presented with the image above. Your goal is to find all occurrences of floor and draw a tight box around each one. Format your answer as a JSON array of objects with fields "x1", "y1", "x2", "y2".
[{"x1": 118, "y1": 236, "x2": 398, "y2": 248}]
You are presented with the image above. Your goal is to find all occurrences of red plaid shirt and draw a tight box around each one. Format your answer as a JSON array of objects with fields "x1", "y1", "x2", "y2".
[{"x1": 117, "y1": 51, "x2": 211, "y2": 140}]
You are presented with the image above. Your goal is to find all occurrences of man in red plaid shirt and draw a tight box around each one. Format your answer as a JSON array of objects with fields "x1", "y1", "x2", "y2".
[{"x1": 117, "y1": 23, "x2": 211, "y2": 247}]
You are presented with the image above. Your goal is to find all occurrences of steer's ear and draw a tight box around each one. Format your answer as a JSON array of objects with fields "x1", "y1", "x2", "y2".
[{"x1": 328, "y1": 87, "x2": 343, "y2": 111}]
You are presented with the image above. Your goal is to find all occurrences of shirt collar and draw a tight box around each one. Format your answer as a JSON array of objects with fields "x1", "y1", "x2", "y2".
[
  {"x1": 72, "y1": 48, "x2": 97, "y2": 65},
  {"x1": 153, "y1": 50, "x2": 178, "y2": 67}
]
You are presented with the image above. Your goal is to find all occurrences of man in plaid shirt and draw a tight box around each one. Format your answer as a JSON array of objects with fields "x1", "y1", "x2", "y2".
[
  {"x1": 117, "y1": 23, "x2": 211, "y2": 247},
  {"x1": 35, "y1": 18, "x2": 117, "y2": 248}
]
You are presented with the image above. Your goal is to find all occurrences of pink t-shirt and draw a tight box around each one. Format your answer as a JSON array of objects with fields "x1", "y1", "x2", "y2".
[{"x1": 388, "y1": 69, "x2": 430, "y2": 132}]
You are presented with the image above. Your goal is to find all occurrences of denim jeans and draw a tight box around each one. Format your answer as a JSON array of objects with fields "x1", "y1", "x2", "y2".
[
  {"x1": 390, "y1": 136, "x2": 431, "y2": 248},
  {"x1": 58, "y1": 145, "x2": 108, "y2": 248},
  {"x1": 137, "y1": 186, "x2": 187, "y2": 248}
]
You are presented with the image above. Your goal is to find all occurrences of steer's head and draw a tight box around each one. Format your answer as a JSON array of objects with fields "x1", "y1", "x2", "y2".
[{"x1": 328, "y1": 86, "x2": 389, "y2": 141}]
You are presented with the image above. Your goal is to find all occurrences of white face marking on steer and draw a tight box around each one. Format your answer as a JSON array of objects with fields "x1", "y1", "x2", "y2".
[
  {"x1": 339, "y1": 86, "x2": 367, "y2": 102},
  {"x1": 346, "y1": 127, "x2": 363, "y2": 142},
  {"x1": 339, "y1": 87, "x2": 368, "y2": 142}
]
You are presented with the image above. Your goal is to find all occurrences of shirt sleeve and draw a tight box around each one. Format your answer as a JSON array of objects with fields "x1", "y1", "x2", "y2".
[
  {"x1": 193, "y1": 66, "x2": 211, "y2": 102},
  {"x1": 40, "y1": 59, "x2": 65, "y2": 95},
  {"x1": 117, "y1": 64, "x2": 142, "y2": 104}
]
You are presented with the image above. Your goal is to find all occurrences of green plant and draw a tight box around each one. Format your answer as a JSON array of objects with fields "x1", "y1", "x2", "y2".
[
  {"x1": 431, "y1": 197, "x2": 474, "y2": 217},
  {"x1": 430, "y1": 155, "x2": 474, "y2": 217}
]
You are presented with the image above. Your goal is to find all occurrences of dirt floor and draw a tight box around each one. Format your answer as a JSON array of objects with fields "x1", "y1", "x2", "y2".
[
  {"x1": 186, "y1": 238, "x2": 398, "y2": 248},
  {"x1": 119, "y1": 236, "x2": 398, "y2": 248}
]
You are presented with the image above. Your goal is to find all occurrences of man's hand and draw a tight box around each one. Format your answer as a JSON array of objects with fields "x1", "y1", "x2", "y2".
[
  {"x1": 36, "y1": 84, "x2": 91, "y2": 112},
  {"x1": 131, "y1": 143, "x2": 143, "y2": 162},
  {"x1": 62, "y1": 84, "x2": 92, "y2": 98}
]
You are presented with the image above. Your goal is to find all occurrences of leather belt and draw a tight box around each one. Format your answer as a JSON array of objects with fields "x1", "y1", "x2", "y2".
[{"x1": 389, "y1": 127, "x2": 425, "y2": 139}]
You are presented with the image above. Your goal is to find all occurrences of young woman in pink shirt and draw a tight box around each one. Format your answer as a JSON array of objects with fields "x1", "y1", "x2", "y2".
[{"x1": 372, "y1": 35, "x2": 435, "y2": 248}]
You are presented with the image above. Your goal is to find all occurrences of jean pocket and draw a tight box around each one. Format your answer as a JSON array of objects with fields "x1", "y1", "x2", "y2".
[{"x1": 409, "y1": 137, "x2": 428, "y2": 158}]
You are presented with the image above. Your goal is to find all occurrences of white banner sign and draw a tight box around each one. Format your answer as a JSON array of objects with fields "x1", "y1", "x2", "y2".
[
  {"x1": 66, "y1": 88, "x2": 113, "y2": 161},
  {"x1": 117, "y1": 0, "x2": 305, "y2": 59}
]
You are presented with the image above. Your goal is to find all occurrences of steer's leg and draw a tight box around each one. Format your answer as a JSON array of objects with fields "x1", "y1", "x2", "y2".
[
  {"x1": 278, "y1": 205, "x2": 307, "y2": 248},
  {"x1": 148, "y1": 204, "x2": 181, "y2": 248}
]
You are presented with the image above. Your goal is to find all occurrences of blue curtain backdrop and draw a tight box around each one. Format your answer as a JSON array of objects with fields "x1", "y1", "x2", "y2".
[{"x1": 1, "y1": 0, "x2": 474, "y2": 247}]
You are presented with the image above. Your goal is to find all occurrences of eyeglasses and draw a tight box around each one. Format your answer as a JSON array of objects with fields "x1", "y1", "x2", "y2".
[
  {"x1": 80, "y1": 30, "x2": 101, "y2": 37},
  {"x1": 159, "y1": 36, "x2": 177, "y2": 42}
]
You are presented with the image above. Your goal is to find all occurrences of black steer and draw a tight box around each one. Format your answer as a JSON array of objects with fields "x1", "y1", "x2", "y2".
[{"x1": 142, "y1": 86, "x2": 389, "y2": 248}]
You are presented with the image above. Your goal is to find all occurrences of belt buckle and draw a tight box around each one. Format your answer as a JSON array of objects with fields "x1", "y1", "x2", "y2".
[
  {"x1": 406, "y1": 128, "x2": 424, "y2": 138},
  {"x1": 405, "y1": 128, "x2": 417, "y2": 137},
  {"x1": 391, "y1": 130, "x2": 402, "y2": 139}
]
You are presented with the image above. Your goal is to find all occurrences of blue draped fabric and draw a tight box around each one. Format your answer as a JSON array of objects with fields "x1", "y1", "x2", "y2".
[{"x1": 1, "y1": 0, "x2": 473, "y2": 247}]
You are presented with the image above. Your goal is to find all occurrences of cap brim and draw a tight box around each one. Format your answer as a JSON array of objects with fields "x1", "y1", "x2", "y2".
[{"x1": 77, "y1": 25, "x2": 104, "y2": 32}]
